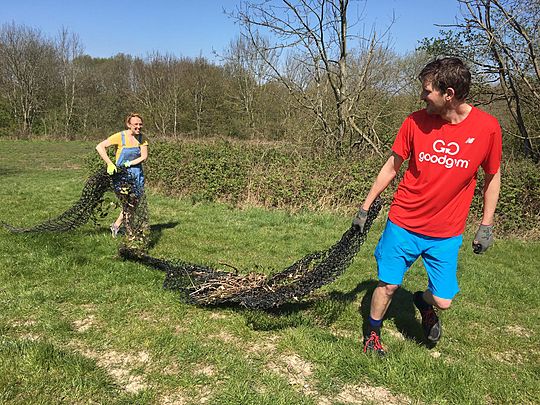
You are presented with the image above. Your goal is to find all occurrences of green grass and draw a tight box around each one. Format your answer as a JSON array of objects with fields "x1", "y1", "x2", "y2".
[{"x1": 0, "y1": 140, "x2": 538, "y2": 404}]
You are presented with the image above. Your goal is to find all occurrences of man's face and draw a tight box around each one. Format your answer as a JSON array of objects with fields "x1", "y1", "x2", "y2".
[
  {"x1": 128, "y1": 117, "x2": 143, "y2": 134},
  {"x1": 420, "y1": 81, "x2": 446, "y2": 115}
]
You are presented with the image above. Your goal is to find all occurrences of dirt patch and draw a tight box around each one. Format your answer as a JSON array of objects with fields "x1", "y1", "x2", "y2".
[
  {"x1": 492, "y1": 350, "x2": 524, "y2": 365},
  {"x1": 174, "y1": 325, "x2": 190, "y2": 335},
  {"x1": 267, "y1": 353, "x2": 414, "y2": 404},
  {"x1": 19, "y1": 333, "x2": 40, "y2": 341},
  {"x1": 137, "y1": 310, "x2": 171, "y2": 324},
  {"x1": 76, "y1": 347, "x2": 151, "y2": 393},
  {"x1": 194, "y1": 386, "x2": 212, "y2": 404},
  {"x1": 267, "y1": 353, "x2": 316, "y2": 395},
  {"x1": 208, "y1": 331, "x2": 237, "y2": 344},
  {"x1": 333, "y1": 383, "x2": 413, "y2": 404},
  {"x1": 73, "y1": 314, "x2": 96, "y2": 332},
  {"x1": 246, "y1": 335, "x2": 279, "y2": 355},
  {"x1": 160, "y1": 391, "x2": 187, "y2": 405},
  {"x1": 503, "y1": 325, "x2": 533, "y2": 338},
  {"x1": 162, "y1": 363, "x2": 181, "y2": 376},
  {"x1": 195, "y1": 364, "x2": 216, "y2": 377},
  {"x1": 207, "y1": 312, "x2": 229, "y2": 320},
  {"x1": 11, "y1": 319, "x2": 36, "y2": 328},
  {"x1": 430, "y1": 351, "x2": 442, "y2": 359}
]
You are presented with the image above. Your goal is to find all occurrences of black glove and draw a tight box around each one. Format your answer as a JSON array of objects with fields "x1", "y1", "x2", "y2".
[
  {"x1": 472, "y1": 224, "x2": 494, "y2": 254},
  {"x1": 352, "y1": 207, "x2": 368, "y2": 232}
]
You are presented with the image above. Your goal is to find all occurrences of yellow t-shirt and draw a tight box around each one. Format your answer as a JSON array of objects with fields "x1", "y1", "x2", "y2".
[{"x1": 107, "y1": 131, "x2": 149, "y2": 162}]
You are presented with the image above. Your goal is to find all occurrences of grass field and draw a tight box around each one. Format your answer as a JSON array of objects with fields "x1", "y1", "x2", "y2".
[{"x1": 0, "y1": 140, "x2": 538, "y2": 404}]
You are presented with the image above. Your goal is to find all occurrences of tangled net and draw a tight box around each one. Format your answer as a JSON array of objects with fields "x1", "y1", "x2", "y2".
[
  {"x1": 2, "y1": 166, "x2": 382, "y2": 309},
  {"x1": 119, "y1": 198, "x2": 382, "y2": 309},
  {"x1": 1, "y1": 168, "x2": 149, "y2": 250}
]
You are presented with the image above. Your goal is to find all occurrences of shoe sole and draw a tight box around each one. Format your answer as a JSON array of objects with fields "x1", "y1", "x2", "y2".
[{"x1": 427, "y1": 319, "x2": 442, "y2": 343}]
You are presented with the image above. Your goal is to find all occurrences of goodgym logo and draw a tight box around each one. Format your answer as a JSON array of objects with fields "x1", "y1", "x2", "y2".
[{"x1": 418, "y1": 140, "x2": 470, "y2": 169}]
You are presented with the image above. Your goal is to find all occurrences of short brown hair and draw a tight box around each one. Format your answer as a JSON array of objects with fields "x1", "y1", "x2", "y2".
[
  {"x1": 418, "y1": 58, "x2": 471, "y2": 100},
  {"x1": 125, "y1": 113, "x2": 143, "y2": 126}
]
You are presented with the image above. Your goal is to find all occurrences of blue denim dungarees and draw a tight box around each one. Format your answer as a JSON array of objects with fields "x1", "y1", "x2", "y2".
[{"x1": 115, "y1": 131, "x2": 145, "y2": 197}]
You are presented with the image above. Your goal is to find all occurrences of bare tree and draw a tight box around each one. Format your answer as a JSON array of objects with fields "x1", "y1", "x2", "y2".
[
  {"x1": 0, "y1": 23, "x2": 56, "y2": 135},
  {"x1": 56, "y1": 27, "x2": 84, "y2": 138},
  {"x1": 233, "y1": 0, "x2": 390, "y2": 155},
  {"x1": 132, "y1": 53, "x2": 184, "y2": 136},
  {"x1": 221, "y1": 34, "x2": 275, "y2": 137},
  {"x1": 424, "y1": 0, "x2": 540, "y2": 160},
  {"x1": 462, "y1": 0, "x2": 540, "y2": 160}
]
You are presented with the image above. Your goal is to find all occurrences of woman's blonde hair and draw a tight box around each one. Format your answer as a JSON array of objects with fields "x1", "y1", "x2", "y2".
[{"x1": 125, "y1": 113, "x2": 143, "y2": 126}]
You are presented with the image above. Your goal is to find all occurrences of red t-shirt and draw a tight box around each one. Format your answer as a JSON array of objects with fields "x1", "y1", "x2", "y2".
[{"x1": 388, "y1": 106, "x2": 502, "y2": 237}]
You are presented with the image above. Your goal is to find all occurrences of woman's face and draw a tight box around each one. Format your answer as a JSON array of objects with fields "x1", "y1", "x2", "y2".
[{"x1": 127, "y1": 117, "x2": 143, "y2": 134}]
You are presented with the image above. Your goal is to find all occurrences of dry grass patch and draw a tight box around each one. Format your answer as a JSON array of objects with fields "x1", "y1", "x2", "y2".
[
  {"x1": 159, "y1": 391, "x2": 188, "y2": 405},
  {"x1": 492, "y1": 350, "x2": 525, "y2": 365},
  {"x1": 72, "y1": 343, "x2": 152, "y2": 394},
  {"x1": 207, "y1": 330, "x2": 237, "y2": 344},
  {"x1": 195, "y1": 363, "x2": 217, "y2": 377},
  {"x1": 10, "y1": 319, "x2": 36, "y2": 328},
  {"x1": 73, "y1": 314, "x2": 97, "y2": 332},
  {"x1": 329, "y1": 327, "x2": 356, "y2": 339},
  {"x1": 19, "y1": 333, "x2": 40, "y2": 341},
  {"x1": 246, "y1": 337, "x2": 279, "y2": 355},
  {"x1": 502, "y1": 325, "x2": 533, "y2": 338},
  {"x1": 331, "y1": 383, "x2": 414, "y2": 405},
  {"x1": 267, "y1": 353, "x2": 316, "y2": 396}
]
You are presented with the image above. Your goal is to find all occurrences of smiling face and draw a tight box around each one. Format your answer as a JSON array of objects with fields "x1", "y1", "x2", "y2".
[
  {"x1": 421, "y1": 80, "x2": 448, "y2": 116},
  {"x1": 127, "y1": 116, "x2": 143, "y2": 135}
]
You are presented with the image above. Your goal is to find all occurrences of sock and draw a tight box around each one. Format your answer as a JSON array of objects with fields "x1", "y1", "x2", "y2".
[{"x1": 368, "y1": 315, "x2": 383, "y2": 334}]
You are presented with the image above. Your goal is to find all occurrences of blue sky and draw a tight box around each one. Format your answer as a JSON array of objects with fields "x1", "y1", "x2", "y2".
[{"x1": 0, "y1": 0, "x2": 462, "y2": 60}]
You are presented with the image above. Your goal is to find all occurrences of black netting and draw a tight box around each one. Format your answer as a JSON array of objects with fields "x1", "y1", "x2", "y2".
[
  {"x1": 2, "y1": 167, "x2": 382, "y2": 309},
  {"x1": 119, "y1": 198, "x2": 382, "y2": 309},
  {"x1": 1, "y1": 168, "x2": 150, "y2": 250}
]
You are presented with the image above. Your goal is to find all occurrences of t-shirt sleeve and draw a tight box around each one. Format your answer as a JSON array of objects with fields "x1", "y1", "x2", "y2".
[
  {"x1": 391, "y1": 115, "x2": 413, "y2": 160},
  {"x1": 140, "y1": 135, "x2": 149, "y2": 146},
  {"x1": 481, "y1": 121, "x2": 502, "y2": 174},
  {"x1": 107, "y1": 132, "x2": 122, "y2": 146}
]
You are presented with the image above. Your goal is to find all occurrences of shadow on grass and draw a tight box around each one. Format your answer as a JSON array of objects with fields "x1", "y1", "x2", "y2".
[
  {"x1": 0, "y1": 166, "x2": 22, "y2": 177},
  {"x1": 359, "y1": 285, "x2": 431, "y2": 348},
  {"x1": 148, "y1": 221, "x2": 180, "y2": 249},
  {"x1": 242, "y1": 279, "x2": 430, "y2": 348},
  {"x1": 85, "y1": 221, "x2": 179, "y2": 246},
  {"x1": 240, "y1": 279, "x2": 377, "y2": 331}
]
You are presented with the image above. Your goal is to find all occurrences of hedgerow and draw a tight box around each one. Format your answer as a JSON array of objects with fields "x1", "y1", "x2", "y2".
[{"x1": 85, "y1": 139, "x2": 539, "y2": 238}]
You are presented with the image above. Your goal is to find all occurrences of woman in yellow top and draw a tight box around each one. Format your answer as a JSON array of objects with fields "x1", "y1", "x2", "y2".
[{"x1": 96, "y1": 113, "x2": 149, "y2": 237}]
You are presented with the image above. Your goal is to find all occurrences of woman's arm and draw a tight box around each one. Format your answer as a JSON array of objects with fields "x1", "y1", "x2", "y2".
[
  {"x1": 125, "y1": 144, "x2": 148, "y2": 166},
  {"x1": 96, "y1": 139, "x2": 115, "y2": 166}
]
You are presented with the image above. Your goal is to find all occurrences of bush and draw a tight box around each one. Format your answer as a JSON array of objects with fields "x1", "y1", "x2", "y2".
[{"x1": 85, "y1": 139, "x2": 539, "y2": 238}]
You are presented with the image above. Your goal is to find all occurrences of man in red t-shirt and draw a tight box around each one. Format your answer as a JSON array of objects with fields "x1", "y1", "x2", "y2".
[{"x1": 353, "y1": 58, "x2": 502, "y2": 356}]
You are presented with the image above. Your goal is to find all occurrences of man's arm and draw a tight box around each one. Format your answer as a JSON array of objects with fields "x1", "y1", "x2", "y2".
[
  {"x1": 352, "y1": 152, "x2": 404, "y2": 231},
  {"x1": 472, "y1": 167, "x2": 501, "y2": 254},
  {"x1": 480, "y1": 167, "x2": 501, "y2": 226},
  {"x1": 361, "y1": 152, "x2": 404, "y2": 211}
]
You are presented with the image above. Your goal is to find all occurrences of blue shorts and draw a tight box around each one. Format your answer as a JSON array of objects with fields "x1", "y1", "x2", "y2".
[{"x1": 374, "y1": 219, "x2": 463, "y2": 299}]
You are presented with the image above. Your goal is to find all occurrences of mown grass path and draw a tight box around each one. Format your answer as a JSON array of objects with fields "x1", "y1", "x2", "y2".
[{"x1": 0, "y1": 140, "x2": 538, "y2": 404}]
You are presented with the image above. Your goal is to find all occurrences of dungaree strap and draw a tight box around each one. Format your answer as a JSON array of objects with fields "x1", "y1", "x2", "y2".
[{"x1": 121, "y1": 131, "x2": 126, "y2": 147}]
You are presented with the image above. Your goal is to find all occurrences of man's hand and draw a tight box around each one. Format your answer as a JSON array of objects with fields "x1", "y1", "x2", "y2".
[
  {"x1": 352, "y1": 207, "x2": 369, "y2": 232},
  {"x1": 107, "y1": 162, "x2": 117, "y2": 175},
  {"x1": 472, "y1": 224, "x2": 494, "y2": 254},
  {"x1": 123, "y1": 161, "x2": 132, "y2": 168}
]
